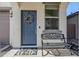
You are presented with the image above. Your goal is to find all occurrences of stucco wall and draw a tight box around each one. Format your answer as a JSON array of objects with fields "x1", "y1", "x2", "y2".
[
  {"x1": 10, "y1": 6, "x2": 21, "y2": 48},
  {"x1": 59, "y1": 2, "x2": 68, "y2": 42},
  {"x1": 9, "y1": 2, "x2": 68, "y2": 48},
  {"x1": 0, "y1": 2, "x2": 11, "y2": 7}
]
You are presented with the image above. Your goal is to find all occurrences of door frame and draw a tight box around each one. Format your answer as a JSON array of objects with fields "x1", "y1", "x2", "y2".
[{"x1": 21, "y1": 10, "x2": 37, "y2": 47}]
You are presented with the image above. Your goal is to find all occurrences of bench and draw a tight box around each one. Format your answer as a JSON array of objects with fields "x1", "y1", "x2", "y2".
[{"x1": 41, "y1": 30, "x2": 72, "y2": 56}]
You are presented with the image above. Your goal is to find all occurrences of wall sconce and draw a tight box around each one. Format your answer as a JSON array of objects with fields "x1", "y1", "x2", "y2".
[{"x1": 10, "y1": 10, "x2": 13, "y2": 18}]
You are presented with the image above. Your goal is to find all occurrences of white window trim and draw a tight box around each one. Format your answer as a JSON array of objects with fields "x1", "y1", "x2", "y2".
[
  {"x1": 45, "y1": 8, "x2": 58, "y2": 10},
  {"x1": 45, "y1": 4, "x2": 59, "y2": 30},
  {"x1": 45, "y1": 16, "x2": 59, "y2": 19}
]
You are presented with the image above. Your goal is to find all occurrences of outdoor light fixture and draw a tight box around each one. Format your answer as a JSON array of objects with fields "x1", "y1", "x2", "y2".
[{"x1": 10, "y1": 10, "x2": 13, "y2": 18}]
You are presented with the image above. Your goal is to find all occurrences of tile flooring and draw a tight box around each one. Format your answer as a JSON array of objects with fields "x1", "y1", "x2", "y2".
[{"x1": 2, "y1": 48, "x2": 77, "y2": 57}]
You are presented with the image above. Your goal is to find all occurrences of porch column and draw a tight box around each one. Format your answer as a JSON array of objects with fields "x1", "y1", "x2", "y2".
[
  {"x1": 10, "y1": 2, "x2": 21, "y2": 48},
  {"x1": 59, "y1": 2, "x2": 69, "y2": 42}
]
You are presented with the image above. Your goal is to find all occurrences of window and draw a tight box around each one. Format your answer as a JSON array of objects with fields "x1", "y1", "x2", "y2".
[
  {"x1": 45, "y1": 4, "x2": 59, "y2": 30},
  {"x1": 45, "y1": 9, "x2": 58, "y2": 17},
  {"x1": 45, "y1": 18, "x2": 58, "y2": 29}
]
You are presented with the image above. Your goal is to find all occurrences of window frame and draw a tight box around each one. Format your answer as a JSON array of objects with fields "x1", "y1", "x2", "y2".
[{"x1": 45, "y1": 4, "x2": 59, "y2": 30}]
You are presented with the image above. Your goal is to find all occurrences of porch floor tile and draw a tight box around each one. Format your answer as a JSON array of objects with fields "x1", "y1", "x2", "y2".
[{"x1": 3, "y1": 49, "x2": 76, "y2": 57}]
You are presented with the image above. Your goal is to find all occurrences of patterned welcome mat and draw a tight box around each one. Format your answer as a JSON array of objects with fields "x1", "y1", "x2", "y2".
[{"x1": 14, "y1": 49, "x2": 38, "y2": 56}]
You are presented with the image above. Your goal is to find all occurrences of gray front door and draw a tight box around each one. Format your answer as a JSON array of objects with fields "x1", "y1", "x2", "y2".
[{"x1": 21, "y1": 10, "x2": 37, "y2": 46}]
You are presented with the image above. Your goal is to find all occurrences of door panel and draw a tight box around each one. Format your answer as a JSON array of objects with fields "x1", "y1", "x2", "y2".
[{"x1": 21, "y1": 10, "x2": 37, "y2": 46}]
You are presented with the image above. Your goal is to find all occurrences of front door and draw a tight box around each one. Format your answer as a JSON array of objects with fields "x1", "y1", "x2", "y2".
[{"x1": 21, "y1": 10, "x2": 37, "y2": 46}]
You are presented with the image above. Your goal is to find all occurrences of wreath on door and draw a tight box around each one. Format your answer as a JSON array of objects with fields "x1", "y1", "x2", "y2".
[{"x1": 24, "y1": 15, "x2": 32, "y2": 24}]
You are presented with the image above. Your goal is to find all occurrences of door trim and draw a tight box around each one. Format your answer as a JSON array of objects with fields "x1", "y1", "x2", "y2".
[{"x1": 21, "y1": 10, "x2": 37, "y2": 46}]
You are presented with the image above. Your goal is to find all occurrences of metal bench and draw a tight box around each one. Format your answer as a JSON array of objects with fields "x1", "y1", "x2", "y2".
[{"x1": 41, "y1": 30, "x2": 72, "y2": 56}]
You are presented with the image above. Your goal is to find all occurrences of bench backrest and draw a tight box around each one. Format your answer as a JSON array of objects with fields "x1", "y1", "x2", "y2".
[{"x1": 41, "y1": 30, "x2": 65, "y2": 39}]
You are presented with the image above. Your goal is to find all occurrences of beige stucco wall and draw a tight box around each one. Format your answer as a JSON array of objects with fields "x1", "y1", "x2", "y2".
[
  {"x1": 59, "y1": 2, "x2": 68, "y2": 42},
  {"x1": 0, "y1": 2, "x2": 11, "y2": 11},
  {"x1": 0, "y1": 2, "x2": 11, "y2": 7},
  {"x1": 0, "y1": 2, "x2": 68, "y2": 48},
  {"x1": 10, "y1": 3, "x2": 21, "y2": 48}
]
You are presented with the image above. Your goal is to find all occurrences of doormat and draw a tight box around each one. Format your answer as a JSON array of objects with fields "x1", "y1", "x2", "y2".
[{"x1": 14, "y1": 49, "x2": 38, "y2": 56}]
